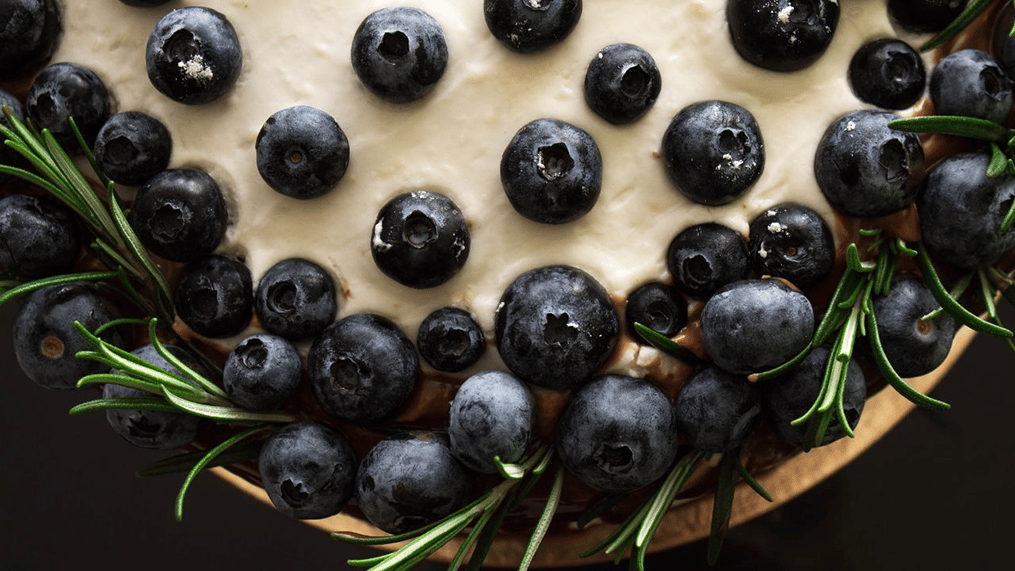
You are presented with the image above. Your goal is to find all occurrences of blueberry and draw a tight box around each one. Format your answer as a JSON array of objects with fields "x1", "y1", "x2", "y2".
[
  {"x1": 495, "y1": 265, "x2": 619, "y2": 391},
  {"x1": 887, "y1": 0, "x2": 969, "y2": 34},
  {"x1": 146, "y1": 6, "x2": 243, "y2": 105},
  {"x1": 584, "y1": 43, "x2": 661, "y2": 124},
  {"x1": 700, "y1": 279, "x2": 814, "y2": 375},
  {"x1": 371, "y1": 191, "x2": 470, "y2": 288},
  {"x1": 556, "y1": 374, "x2": 678, "y2": 494},
  {"x1": 256, "y1": 105, "x2": 350, "y2": 200},
  {"x1": 0, "y1": 0, "x2": 61, "y2": 79},
  {"x1": 930, "y1": 49, "x2": 1013, "y2": 123},
  {"x1": 255, "y1": 258, "x2": 337, "y2": 341},
  {"x1": 12, "y1": 282, "x2": 124, "y2": 390},
  {"x1": 417, "y1": 307, "x2": 485, "y2": 373},
  {"x1": 748, "y1": 203, "x2": 834, "y2": 290},
  {"x1": 666, "y1": 223, "x2": 749, "y2": 300},
  {"x1": 917, "y1": 152, "x2": 1015, "y2": 269},
  {"x1": 307, "y1": 313, "x2": 419, "y2": 424},
  {"x1": 500, "y1": 118, "x2": 602, "y2": 224},
  {"x1": 0, "y1": 194, "x2": 80, "y2": 279},
  {"x1": 223, "y1": 333, "x2": 302, "y2": 411},
  {"x1": 624, "y1": 282, "x2": 687, "y2": 342},
  {"x1": 355, "y1": 432, "x2": 471, "y2": 534},
  {"x1": 26, "y1": 62, "x2": 111, "y2": 148},
  {"x1": 93, "y1": 111, "x2": 173, "y2": 186},
  {"x1": 674, "y1": 367, "x2": 761, "y2": 453},
  {"x1": 848, "y1": 39, "x2": 926, "y2": 110},
  {"x1": 867, "y1": 277, "x2": 957, "y2": 378},
  {"x1": 131, "y1": 168, "x2": 228, "y2": 263},
  {"x1": 661, "y1": 100, "x2": 764, "y2": 206},
  {"x1": 103, "y1": 344, "x2": 207, "y2": 449},
  {"x1": 814, "y1": 109, "x2": 924, "y2": 218},
  {"x1": 760, "y1": 346, "x2": 866, "y2": 449},
  {"x1": 351, "y1": 7, "x2": 448, "y2": 104},
  {"x1": 448, "y1": 370, "x2": 535, "y2": 474},
  {"x1": 258, "y1": 421, "x2": 357, "y2": 520},
  {"x1": 726, "y1": 0, "x2": 840, "y2": 72},
  {"x1": 174, "y1": 254, "x2": 253, "y2": 339},
  {"x1": 483, "y1": 0, "x2": 582, "y2": 54}
]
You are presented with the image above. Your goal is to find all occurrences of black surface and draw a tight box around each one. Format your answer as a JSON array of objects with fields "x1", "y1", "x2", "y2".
[{"x1": 1, "y1": 301, "x2": 1013, "y2": 570}]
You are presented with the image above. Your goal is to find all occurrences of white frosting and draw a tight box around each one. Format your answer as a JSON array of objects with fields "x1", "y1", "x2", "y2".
[{"x1": 51, "y1": 0, "x2": 917, "y2": 374}]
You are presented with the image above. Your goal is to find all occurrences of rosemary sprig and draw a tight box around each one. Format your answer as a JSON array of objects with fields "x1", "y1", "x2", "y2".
[
  {"x1": 888, "y1": 115, "x2": 1015, "y2": 187},
  {"x1": 632, "y1": 322, "x2": 706, "y2": 366}
]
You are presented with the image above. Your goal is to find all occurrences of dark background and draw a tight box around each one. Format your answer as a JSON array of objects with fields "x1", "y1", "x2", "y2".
[{"x1": 1, "y1": 301, "x2": 1013, "y2": 571}]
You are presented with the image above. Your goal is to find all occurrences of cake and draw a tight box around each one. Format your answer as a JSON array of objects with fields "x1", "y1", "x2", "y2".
[{"x1": 2, "y1": 0, "x2": 1013, "y2": 568}]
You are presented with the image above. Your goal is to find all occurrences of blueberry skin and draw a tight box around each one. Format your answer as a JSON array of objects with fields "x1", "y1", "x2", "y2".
[
  {"x1": 814, "y1": 110, "x2": 924, "y2": 218},
  {"x1": 258, "y1": 421, "x2": 357, "y2": 520},
  {"x1": 495, "y1": 265, "x2": 619, "y2": 391},
  {"x1": 666, "y1": 223, "x2": 749, "y2": 300},
  {"x1": 584, "y1": 43, "x2": 661, "y2": 124},
  {"x1": 307, "y1": 313, "x2": 419, "y2": 424},
  {"x1": 174, "y1": 254, "x2": 253, "y2": 339},
  {"x1": 131, "y1": 168, "x2": 228, "y2": 263},
  {"x1": 662, "y1": 101, "x2": 764, "y2": 206},
  {"x1": 351, "y1": 7, "x2": 448, "y2": 104},
  {"x1": 500, "y1": 118, "x2": 603, "y2": 224},
  {"x1": 727, "y1": 0, "x2": 840, "y2": 72},
  {"x1": 93, "y1": 111, "x2": 173, "y2": 186},
  {"x1": 700, "y1": 279, "x2": 814, "y2": 375},
  {"x1": 104, "y1": 344, "x2": 206, "y2": 449},
  {"x1": 26, "y1": 62, "x2": 111, "y2": 148},
  {"x1": 748, "y1": 203, "x2": 834, "y2": 290},
  {"x1": 146, "y1": 6, "x2": 243, "y2": 104},
  {"x1": 887, "y1": 0, "x2": 969, "y2": 34},
  {"x1": 13, "y1": 282, "x2": 123, "y2": 390},
  {"x1": 223, "y1": 333, "x2": 302, "y2": 411},
  {"x1": 484, "y1": 0, "x2": 582, "y2": 54},
  {"x1": 417, "y1": 307, "x2": 485, "y2": 372},
  {"x1": 556, "y1": 374, "x2": 679, "y2": 494},
  {"x1": 760, "y1": 346, "x2": 866, "y2": 449},
  {"x1": 930, "y1": 49, "x2": 1013, "y2": 123},
  {"x1": 448, "y1": 370, "x2": 535, "y2": 474},
  {"x1": 918, "y1": 153, "x2": 1015, "y2": 269},
  {"x1": 255, "y1": 258, "x2": 337, "y2": 341},
  {"x1": 371, "y1": 191, "x2": 470, "y2": 288},
  {"x1": 256, "y1": 105, "x2": 350, "y2": 199},
  {"x1": 868, "y1": 277, "x2": 957, "y2": 378},
  {"x1": 0, "y1": 194, "x2": 80, "y2": 279},
  {"x1": 624, "y1": 282, "x2": 687, "y2": 342},
  {"x1": 848, "y1": 39, "x2": 926, "y2": 110},
  {"x1": 674, "y1": 367, "x2": 761, "y2": 453},
  {"x1": 355, "y1": 432, "x2": 472, "y2": 534},
  {"x1": 0, "y1": 0, "x2": 61, "y2": 80}
]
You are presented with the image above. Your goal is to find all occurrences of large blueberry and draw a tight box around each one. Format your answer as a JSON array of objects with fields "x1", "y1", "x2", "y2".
[
  {"x1": 917, "y1": 152, "x2": 1015, "y2": 269},
  {"x1": 13, "y1": 282, "x2": 123, "y2": 390},
  {"x1": 866, "y1": 277, "x2": 957, "y2": 378},
  {"x1": 930, "y1": 49, "x2": 1013, "y2": 123},
  {"x1": 256, "y1": 105, "x2": 350, "y2": 199},
  {"x1": 662, "y1": 100, "x2": 764, "y2": 206},
  {"x1": 727, "y1": 0, "x2": 840, "y2": 72},
  {"x1": 495, "y1": 265, "x2": 619, "y2": 391},
  {"x1": 700, "y1": 279, "x2": 814, "y2": 375},
  {"x1": 307, "y1": 313, "x2": 419, "y2": 424},
  {"x1": 174, "y1": 254, "x2": 253, "y2": 339},
  {"x1": 0, "y1": 0, "x2": 61, "y2": 79},
  {"x1": 814, "y1": 110, "x2": 924, "y2": 218},
  {"x1": 146, "y1": 6, "x2": 243, "y2": 104},
  {"x1": 747, "y1": 203, "x2": 834, "y2": 290},
  {"x1": 848, "y1": 39, "x2": 926, "y2": 110},
  {"x1": 371, "y1": 191, "x2": 470, "y2": 288},
  {"x1": 93, "y1": 111, "x2": 173, "y2": 186},
  {"x1": 254, "y1": 258, "x2": 337, "y2": 341},
  {"x1": 666, "y1": 223, "x2": 749, "y2": 300},
  {"x1": 26, "y1": 62, "x2": 111, "y2": 147},
  {"x1": 584, "y1": 43, "x2": 661, "y2": 124},
  {"x1": 351, "y1": 7, "x2": 448, "y2": 104},
  {"x1": 416, "y1": 307, "x2": 485, "y2": 373},
  {"x1": 556, "y1": 374, "x2": 678, "y2": 494},
  {"x1": 0, "y1": 194, "x2": 80, "y2": 279},
  {"x1": 223, "y1": 333, "x2": 303, "y2": 411},
  {"x1": 674, "y1": 367, "x2": 761, "y2": 453},
  {"x1": 500, "y1": 118, "x2": 602, "y2": 224},
  {"x1": 355, "y1": 432, "x2": 471, "y2": 534},
  {"x1": 887, "y1": 0, "x2": 969, "y2": 34},
  {"x1": 258, "y1": 421, "x2": 357, "y2": 520},
  {"x1": 131, "y1": 168, "x2": 228, "y2": 263},
  {"x1": 483, "y1": 0, "x2": 582, "y2": 53},
  {"x1": 448, "y1": 370, "x2": 535, "y2": 474}
]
